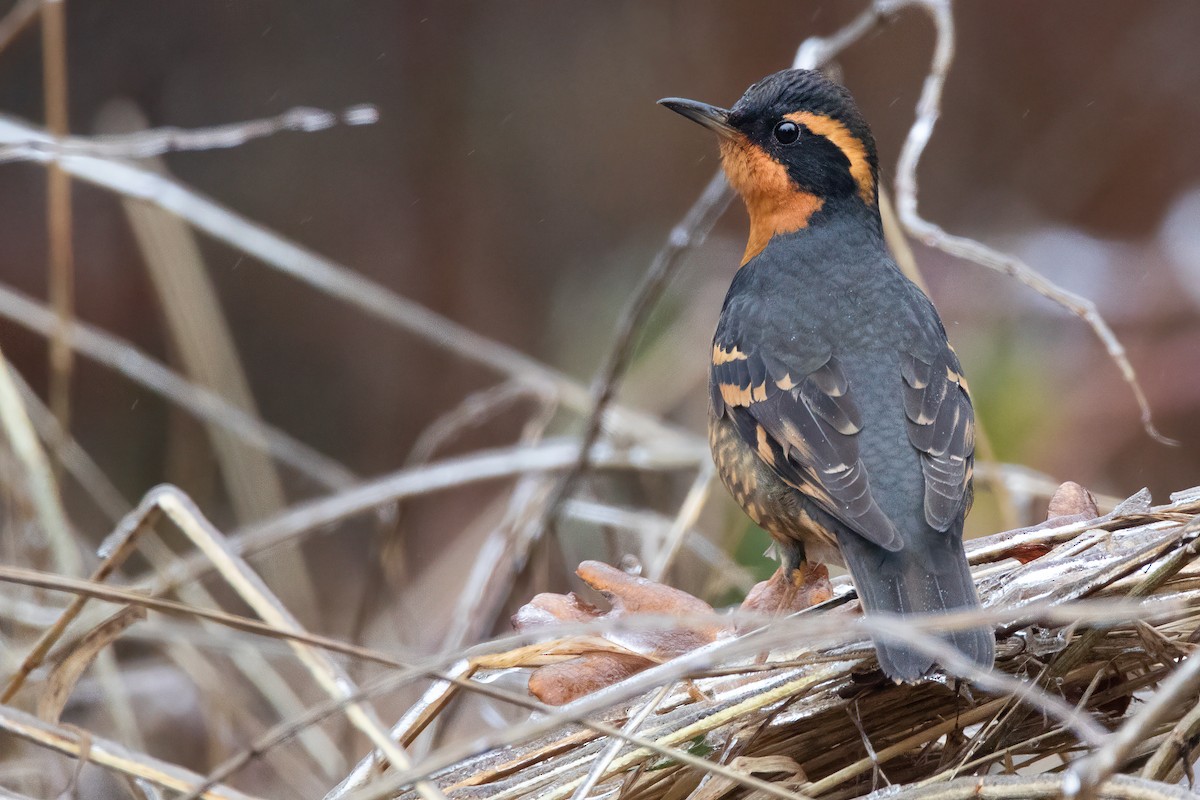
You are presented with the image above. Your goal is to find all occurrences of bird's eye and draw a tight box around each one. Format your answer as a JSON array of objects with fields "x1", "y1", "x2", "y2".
[{"x1": 773, "y1": 120, "x2": 800, "y2": 144}]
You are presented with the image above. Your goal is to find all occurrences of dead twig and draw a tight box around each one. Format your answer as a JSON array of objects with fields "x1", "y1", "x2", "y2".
[
  {"x1": 543, "y1": 170, "x2": 730, "y2": 529},
  {"x1": 0, "y1": 103, "x2": 378, "y2": 164},
  {"x1": 569, "y1": 685, "x2": 672, "y2": 800},
  {"x1": 888, "y1": 0, "x2": 1174, "y2": 445},
  {"x1": 1140, "y1": 695, "x2": 1200, "y2": 783},
  {"x1": 0, "y1": 703, "x2": 262, "y2": 800}
]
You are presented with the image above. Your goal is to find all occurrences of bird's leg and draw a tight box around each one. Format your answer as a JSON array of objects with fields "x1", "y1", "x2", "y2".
[
  {"x1": 786, "y1": 560, "x2": 834, "y2": 608},
  {"x1": 741, "y1": 540, "x2": 834, "y2": 620},
  {"x1": 782, "y1": 541, "x2": 834, "y2": 608},
  {"x1": 777, "y1": 561, "x2": 835, "y2": 609}
]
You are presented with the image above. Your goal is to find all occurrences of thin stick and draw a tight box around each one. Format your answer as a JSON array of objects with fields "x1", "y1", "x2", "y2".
[
  {"x1": 861, "y1": 773, "x2": 1194, "y2": 800},
  {"x1": 434, "y1": 389, "x2": 559, "y2": 653},
  {"x1": 0, "y1": 703, "x2": 262, "y2": 800},
  {"x1": 1052, "y1": 516, "x2": 1200, "y2": 677},
  {"x1": 415, "y1": 395, "x2": 559, "y2": 748},
  {"x1": 0, "y1": 562, "x2": 410, "y2": 668},
  {"x1": 148, "y1": 436, "x2": 707, "y2": 598},
  {"x1": 326, "y1": 661, "x2": 477, "y2": 800},
  {"x1": 564, "y1": 498, "x2": 757, "y2": 592},
  {"x1": 0, "y1": 103, "x2": 378, "y2": 164},
  {"x1": 2, "y1": 502, "x2": 159, "y2": 701},
  {"x1": 569, "y1": 685, "x2": 671, "y2": 800},
  {"x1": 806, "y1": 698, "x2": 1010, "y2": 796},
  {"x1": 647, "y1": 461, "x2": 715, "y2": 582},
  {"x1": 40, "y1": 0, "x2": 74, "y2": 466},
  {"x1": 1140, "y1": 694, "x2": 1200, "y2": 782},
  {"x1": 543, "y1": 171, "x2": 731, "y2": 525}
]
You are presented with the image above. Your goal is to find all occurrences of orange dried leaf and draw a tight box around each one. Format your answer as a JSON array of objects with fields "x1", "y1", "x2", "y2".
[{"x1": 528, "y1": 652, "x2": 655, "y2": 706}]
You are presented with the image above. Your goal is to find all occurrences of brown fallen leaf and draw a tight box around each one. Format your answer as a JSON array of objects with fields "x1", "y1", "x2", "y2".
[
  {"x1": 575, "y1": 560, "x2": 724, "y2": 656},
  {"x1": 1047, "y1": 481, "x2": 1099, "y2": 520},
  {"x1": 515, "y1": 559, "x2": 836, "y2": 704},
  {"x1": 511, "y1": 591, "x2": 601, "y2": 630},
  {"x1": 1008, "y1": 542, "x2": 1057, "y2": 565},
  {"x1": 527, "y1": 652, "x2": 656, "y2": 706},
  {"x1": 1004, "y1": 480, "x2": 1104, "y2": 564},
  {"x1": 514, "y1": 560, "x2": 726, "y2": 704},
  {"x1": 740, "y1": 562, "x2": 833, "y2": 627}
]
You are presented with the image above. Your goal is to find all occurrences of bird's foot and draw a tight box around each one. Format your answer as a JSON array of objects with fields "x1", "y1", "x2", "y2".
[{"x1": 742, "y1": 561, "x2": 833, "y2": 618}]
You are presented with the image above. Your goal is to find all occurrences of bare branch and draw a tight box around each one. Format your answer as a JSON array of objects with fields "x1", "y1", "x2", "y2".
[
  {"x1": 148, "y1": 488, "x2": 447, "y2": 800},
  {"x1": 0, "y1": 104, "x2": 378, "y2": 164},
  {"x1": 889, "y1": 0, "x2": 1175, "y2": 445},
  {"x1": 543, "y1": 171, "x2": 730, "y2": 524},
  {"x1": 568, "y1": 685, "x2": 672, "y2": 800}
]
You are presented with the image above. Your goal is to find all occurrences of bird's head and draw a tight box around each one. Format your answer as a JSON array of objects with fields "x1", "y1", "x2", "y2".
[{"x1": 660, "y1": 69, "x2": 879, "y2": 264}]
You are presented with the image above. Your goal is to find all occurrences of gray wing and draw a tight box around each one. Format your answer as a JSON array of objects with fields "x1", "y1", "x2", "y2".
[{"x1": 712, "y1": 295, "x2": 901, "y2": 551}]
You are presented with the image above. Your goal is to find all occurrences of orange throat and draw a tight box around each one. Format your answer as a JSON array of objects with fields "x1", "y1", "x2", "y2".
[{"x1": 719, "y1": 137, "x2": 824, "y2": 266}]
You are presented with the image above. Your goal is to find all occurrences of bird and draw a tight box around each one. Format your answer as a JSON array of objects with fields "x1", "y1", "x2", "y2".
[{"x1": 659, "y1": 68, "x2": 994, "y2": 682}]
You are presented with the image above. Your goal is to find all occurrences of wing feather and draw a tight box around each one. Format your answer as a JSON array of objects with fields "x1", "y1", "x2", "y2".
[
  {"x1": 899, "y1": 349, "x2": 975, "y2": 531},
  {"x1": 713, "y1": 334, "x2": 901, "y2": 551}
]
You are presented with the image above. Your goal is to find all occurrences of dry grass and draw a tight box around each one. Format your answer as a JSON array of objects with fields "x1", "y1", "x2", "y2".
[{"x1": 347, "y1": 488, "x2": 1200, "y2": 800}]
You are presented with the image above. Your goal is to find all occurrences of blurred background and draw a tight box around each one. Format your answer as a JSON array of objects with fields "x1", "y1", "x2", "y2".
[{"x1": 0, "y1": 1, "x2": 1199, "y2": 794}]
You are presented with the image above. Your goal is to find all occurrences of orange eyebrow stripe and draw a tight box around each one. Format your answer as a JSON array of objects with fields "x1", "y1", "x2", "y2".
[{"x1": 785, "y1": 111, "x2": 875, "y2": 205}]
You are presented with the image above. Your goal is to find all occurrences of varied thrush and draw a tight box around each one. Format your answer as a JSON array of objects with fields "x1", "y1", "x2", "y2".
[{"x1": 660, "y1": 69, "x2": 994, "y2": 681}]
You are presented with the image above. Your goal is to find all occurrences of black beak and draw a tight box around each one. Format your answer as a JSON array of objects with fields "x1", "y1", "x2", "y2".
[{"x1": 657, "y1": 97, "x2": 738, "y2": 139}]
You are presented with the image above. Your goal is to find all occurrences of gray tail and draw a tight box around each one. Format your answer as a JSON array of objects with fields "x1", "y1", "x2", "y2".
[{"x1": 838, "y1": 530, "x2": 995, "y2": 683}]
